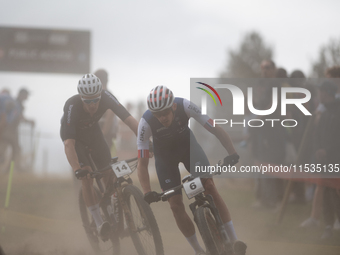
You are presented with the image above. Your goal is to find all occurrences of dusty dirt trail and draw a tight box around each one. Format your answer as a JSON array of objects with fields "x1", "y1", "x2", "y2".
[
  {"x1": 0, "y1": 173, "x2": 198, "y2": 255},
  {"x1": 1, "y1": 174, "x2": 340, "y2": 255}
]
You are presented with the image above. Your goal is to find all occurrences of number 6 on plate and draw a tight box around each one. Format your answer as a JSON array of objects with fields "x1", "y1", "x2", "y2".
[{"x1": 183, "y1": 178, "x2": 205, "y2": 199}]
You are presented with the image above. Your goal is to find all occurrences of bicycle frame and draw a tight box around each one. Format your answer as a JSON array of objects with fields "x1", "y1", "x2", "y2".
[
  {"x1": 86, "y1": 152, "x2": 140, "y2": 237},
  {"x1": 158, "y1": 171, "x2": 234, "y2": 254}
]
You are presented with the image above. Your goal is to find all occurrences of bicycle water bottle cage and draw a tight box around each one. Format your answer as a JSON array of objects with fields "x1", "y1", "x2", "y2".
[
  {"x1": 182, "y1": 175, "x2": 194, "y2": 183},
  {"x1": 111, "y1": 157, "x2": 118, "y2": 163}
]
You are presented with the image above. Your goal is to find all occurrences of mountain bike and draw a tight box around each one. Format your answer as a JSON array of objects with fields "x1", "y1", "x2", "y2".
[
  {"x1": 76, "y1": 153, "x2": 164, "y2": 255},
  {"x1": 154, "y1": 155, "x2": 241, "y2": 255}
]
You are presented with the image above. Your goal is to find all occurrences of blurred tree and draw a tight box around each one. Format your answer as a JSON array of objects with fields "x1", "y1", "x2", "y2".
[
  {"x1": 312, "y1": 38, "x2": 340, "y2": 78},
  {"x1": 220, "y1": 32, "x2": 273, "y2": 78}
]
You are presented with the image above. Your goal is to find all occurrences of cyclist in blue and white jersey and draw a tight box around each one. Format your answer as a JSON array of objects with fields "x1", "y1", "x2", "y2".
[{"x1": 137, "y1": 86, "x2": 247, "y2": 255}]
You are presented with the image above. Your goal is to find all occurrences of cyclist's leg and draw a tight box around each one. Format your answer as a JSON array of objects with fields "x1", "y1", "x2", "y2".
[
  {"x1": 75, "y1": 141, "x2": 106, "y2": 230},
  {"x1": 91, "y1": 129, "x2": 114, "y2": 188},
  {"x1": 155, "y1": 157, "x2": 192, "y2": 228},
  {"x1": 184, "y1": 140, "x2": 238, "y2": 243},
  {"x1": 168, "y1": 194, "x2": 204, "y2": 253},
  {"x1": 168, "y1": 194, "x2": 195, "y2": 237},
  {"x1": 75, "y1": 141, "x2": 98, "y2": 206},
  {"x1": 203, "y1": 179, "x2": 231, "y2": 223},
  {"x1": 156, "y1": 155, "x2": 204, "y2": 253}
]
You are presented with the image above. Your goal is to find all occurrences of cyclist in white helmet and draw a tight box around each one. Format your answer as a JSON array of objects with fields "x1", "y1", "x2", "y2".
[
  {"x1": 60, "y1": 73, "x2": 138, "y2": 240},
  {"x1": 137, "y1": 86, "x2": 247, "y2": 255}
]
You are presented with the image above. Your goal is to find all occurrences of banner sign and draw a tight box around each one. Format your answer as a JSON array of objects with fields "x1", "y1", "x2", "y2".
[{"x1": 0, "y1": 26, "x2": 90, "y2": 74}]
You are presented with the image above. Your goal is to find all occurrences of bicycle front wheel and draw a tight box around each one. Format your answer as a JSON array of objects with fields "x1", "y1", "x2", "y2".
[
  {"x1": 123, "y1": 185, "x2": 164, "y2": 255},
  {"x1": 195, "y1": 206, "x2": 225, "y2": 255}
]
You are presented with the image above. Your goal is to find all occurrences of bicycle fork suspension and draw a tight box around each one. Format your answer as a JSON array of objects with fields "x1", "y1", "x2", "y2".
[
  {"x1": 191, "y1": 195, "x2": 234, "y2": 255},
  {"x1": 117, "y1": 186, "x2": 138, "y2": 234}
]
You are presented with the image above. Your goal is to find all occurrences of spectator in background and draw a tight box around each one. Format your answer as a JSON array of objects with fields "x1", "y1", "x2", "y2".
[
  {"x1": 255, "y1": 59, "x2": 278, "y2": 110},
  {"x1": 314, "y1": 66, "x2": 340, "y2": 122},
  {"x1": 250, "y1": 89, "x2": 286, "y2": 209},
  {"x1": 325, "y1": 66, "x2": 340, "y2": 97},
  {"x1": 314, "y1": 81, "x2": 340, "y2": 239},
  {"x1": 290, "y1": 70, "x2": 306, "y2": 84},
  {"x1": 325, "y1": 66, "x2": 340, "y2": 79},
  {"x1": 300, "y1": 67, "x2": 340, "y2": 229},
  {"x1": 15, "y1": 88, "x2": 35, "y2": 127},
  {"x1": 0, "y1": 90, "x2": 16, "y2": 139},
  {"x1": 286, "y1": 70, "x2": 311, "y2": 204},
  {"x1": 276, "y1": 67, "x2": 288, "y2": 79},
  {"x1": 261, "y1": 59, "x2": 276, "y2": 78},
  {"x1": 250, "y1": 61, "x2": 287, "y2": 209},
  {"x1": 276, "y1": 67, "x2": 290, "y2": 91},
  {"x1": 10, "y1": 88, "x2": 34, "y2": 171},
  {"x1": 0, "y1": 90, "x2": 16, "y2": 168},
  {"x1": 95, "y1": 69, "x2": 119, "y2": 156},
  {"x1": 274, "y1": 68, "x2": 304, "y2": 204}
]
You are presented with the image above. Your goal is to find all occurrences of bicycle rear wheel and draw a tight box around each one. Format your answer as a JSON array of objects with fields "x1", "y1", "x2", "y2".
[
  {"x1": 123, "y1": 185, "x2": 164, "y2": 255},
  {"x1": 79, "y1": 186, "x2": 120, "y2": 254},
  {"x1": 195, "y1": 206, "x2": 225, "y2": 255}
]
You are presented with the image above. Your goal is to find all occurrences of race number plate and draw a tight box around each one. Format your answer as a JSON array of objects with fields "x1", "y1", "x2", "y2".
[
  {"x1": 111, "y1": 161, "x2": 132, "y2": 177},
  {"x1": 183, "y1": 178, "x2": 205, "y2": 199}
]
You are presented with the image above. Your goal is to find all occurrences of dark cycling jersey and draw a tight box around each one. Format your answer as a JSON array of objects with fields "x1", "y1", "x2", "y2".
[
  {"x1": 60, "y1": 90, "x2": 130, "y2": 168},
  {"x1": 60, "y1": 90, "x2": 130, "y2": 144},
  {"x1": 137, "y1": 97, "x2": 214, "y2": 194}
]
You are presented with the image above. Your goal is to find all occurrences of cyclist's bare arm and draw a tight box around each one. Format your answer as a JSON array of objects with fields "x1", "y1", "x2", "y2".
[
  {"x1": 104, "y1": 90, "x2": 137, "y2": 136},
  {"x1": 64, "y1": 139, "x2": 81, "y2": 172},
  {"x1": 206, "y1": 125, "x2": 237, "y2": 155},
  {"x1": 137, "y1": 157, "x2": 152, "y2": 194},
  {"x1": 183, "y1": 99, "x2": 237, "y2": 155},
  {"x1": 123, "y1": 115, "x2": 138, "y2": 136},
  {"x1": 101, "y1": 110, "x2": 115, "y2": 137},
  {"x1": 137, "y1": 118, "x2": 153, "y2": 194}
]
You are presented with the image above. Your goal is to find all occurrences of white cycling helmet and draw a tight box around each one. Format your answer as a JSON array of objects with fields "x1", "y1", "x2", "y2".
[
  {"x1": 77, "y1": 73, "x2": 102, "y2": 97},
  {"x1": 147, "y1": 85, "x2": 174, "y2": 112}
]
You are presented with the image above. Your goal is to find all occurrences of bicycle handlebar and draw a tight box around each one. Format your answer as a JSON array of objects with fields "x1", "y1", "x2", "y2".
[
  {"x1": 74, "y1": 157, "x2": 138, "y2": 179},
  {"x1": 153, "y1": 154, "x2": 239, "y2": 202}
]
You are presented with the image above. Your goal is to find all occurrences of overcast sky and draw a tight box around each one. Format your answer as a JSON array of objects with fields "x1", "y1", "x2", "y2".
[{"x1": 0, "y1": 0, "x2": 339, "y2": 173}]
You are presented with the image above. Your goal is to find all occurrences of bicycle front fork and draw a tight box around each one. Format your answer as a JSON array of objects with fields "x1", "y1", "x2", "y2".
[{"x1": 190, "y1": 194, "x2": 234, "y2": 255}]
